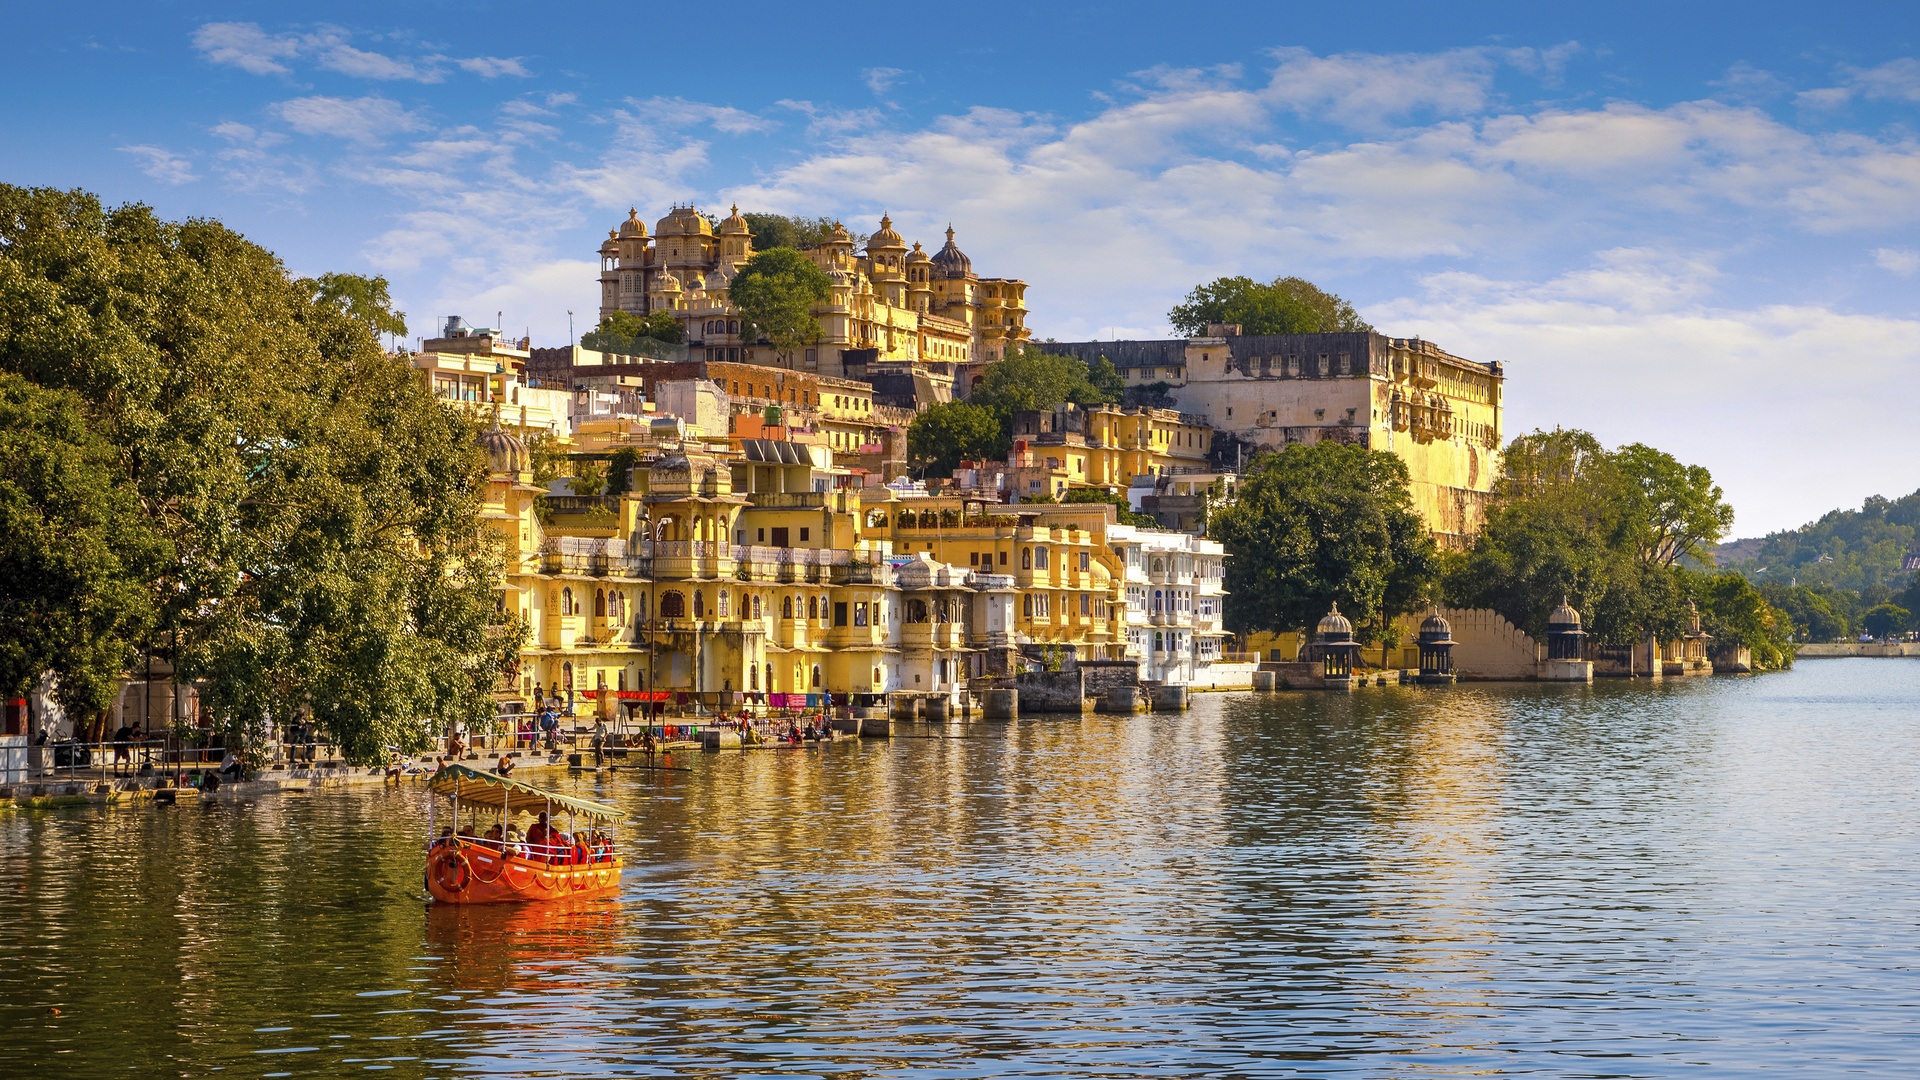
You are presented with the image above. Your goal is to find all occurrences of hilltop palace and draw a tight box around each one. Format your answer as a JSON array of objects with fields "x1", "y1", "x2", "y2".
[{"x1": 597, "y1": 205, "x2": 1031, "y2": 388}]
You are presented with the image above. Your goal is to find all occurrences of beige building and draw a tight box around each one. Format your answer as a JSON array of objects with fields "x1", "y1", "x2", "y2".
[
  {"x1": 597, "y1": 206, "x2": 1029, "y2": 378},
  {"x1": 1040, "y1": 331, "x2": 1503, "y2": 545}
]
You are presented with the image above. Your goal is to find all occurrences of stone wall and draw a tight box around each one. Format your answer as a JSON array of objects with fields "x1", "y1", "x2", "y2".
[
  {"x1": 1797, "y1": 642, "x2": 1920, "y2": 658},
  {"x1": 1435, "y1": 607, "x2": 1541, "y2": 681},
  {"x1": 1257, "y1": 661, "x2": 1327, "y2": 690},
  {"x1": 973, "y1": 670, "x2": 1087, "y2": 713},
  {"x1": 1075, "y1": 660, "x2": 1139, "y2": 700},
  {"x1": 1190, "y1": 662, "x2": 1257, "y2": 689}
]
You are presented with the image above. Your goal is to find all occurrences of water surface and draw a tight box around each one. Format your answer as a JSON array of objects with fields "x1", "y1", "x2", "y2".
[{"x1": 4, "y1": 659, "x2": 1918, "y2": 1077}]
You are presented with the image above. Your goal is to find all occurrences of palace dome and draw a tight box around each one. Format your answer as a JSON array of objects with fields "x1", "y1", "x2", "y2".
[
  {"x1": 1548, "y1": 596, "x2": 1583, "y2": 629},
  {"x1": 1418, "y1": 609, "x2": 1453, "y2": 643},
  {"x1": 868, "y1": 212, "x2": 905, "y2": 250},
  {"x1": 618, "y1": 208, "x2": 647, "y2": 237},
  {"x1": 475, "y1": 415, "x2": 526, "y2": 475},
  {"x1": 1317, "y1": 603, "x2": 1353, "y2": 640},
  {"x1": 719, "y1": 203, "x2": 750, "y2": 235},
  {"x1": 930, "y1": 225, "x2": 972, "y2": 278},
  {"x1": 906, "y1": 241, "x2": 930, "y2": 263},
  {"x1": 655, "y1": 204, "x2": 712, "y2": 237}
]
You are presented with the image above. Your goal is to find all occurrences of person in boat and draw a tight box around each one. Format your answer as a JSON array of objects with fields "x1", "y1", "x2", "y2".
[
  {"x1": 430, "y1": 826, "x2": 454, "y2": 851},
  {"x1": 502, "y1": 825, "x2": 526, "y2": 859},
  {"x1": 457, "y1": 825, "x2": 476, "y2": 844},
  {"x1": 526, "y1": 812, "x2": 557, "y2": 860}
]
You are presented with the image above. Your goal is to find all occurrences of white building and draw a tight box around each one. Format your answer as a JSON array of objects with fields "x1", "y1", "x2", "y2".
[{"x1": 1107, "y1": 525, "x2": 1228, "y2": 685}]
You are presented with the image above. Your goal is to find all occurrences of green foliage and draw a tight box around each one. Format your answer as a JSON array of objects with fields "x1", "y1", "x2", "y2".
[
  {"x1": 730, "y1": 248, "x2": 831, "y2": 362},
  {"x1": 310, "y1": 272, "x2": 407, "y2": 340},
  {"x1": 1087, "y1": 355, "x2": 1126, "y2": 403},
  {"x1": 1693, "y1": 572, "x2": 1795, "y2": 670},
  {"x1": 0, "y1": 374, "x2": 171, "y2": 716},
  {"x1": 1019, "y1": 493, "x2": 1058, "y2": 504},
  {"x1": 572, "y1": 459, "x2": 607, "y2": 498},
  {"x1": 742, "y1": 213, "x2": 866, "y2": 252},
  {"x1": 1445, "y1": 429, "x2": 1734, "y2": 644},
  {"x1": 581, "y1": 309, "x2": 682, "y2": 353},
  {"x1": 1758, "y1": 582, "x2": 1852, "y2": 642},
  {"x1": 1060, "y1": 487, "x2": 1160, "y2": 528},
  {"x1": 1863, "y1": 603, "x2": 1911, "y2": 638},
  {"x1": 969, "y1": 344, "x2": 1117, "y2": 427},
  {"x1": 524, "y1": 431, "x2": 566, "y2": 485},
  {"x1": 1718, "y1": 490, "x2": 1920, "y2": 592},
  {"x1": 1209, "y1": 441, "x2": 1437, "y2": 643},
  {"x1": 607, "y1": 447, "x2": 641, "y2": 496},
  {"x1": 0, "y1": 184, "x2": 521, "y2": 763},
  {"x1": 907, "y1": 401, "x2": 1006, "y2": 478},
  {"x1": 1168, "y1": 275, "x2": 1374, "y2": 337}
]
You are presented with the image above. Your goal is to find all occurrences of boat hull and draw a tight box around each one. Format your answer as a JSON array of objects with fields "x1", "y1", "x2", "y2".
[{"x1": 426, "y1": 844, "x2": 623, "y2": 904}]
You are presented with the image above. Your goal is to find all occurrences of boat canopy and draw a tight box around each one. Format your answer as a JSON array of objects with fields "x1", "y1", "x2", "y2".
[{"x1": 427, "y1": 764, "x2": 625, "y2": 822}]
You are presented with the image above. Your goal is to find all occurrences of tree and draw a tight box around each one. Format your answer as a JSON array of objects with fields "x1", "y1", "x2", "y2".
[
  {"x1": 1694, "y1": 572, "x2": 1795, "y2": 670},
  {"x1": 1168, "y1": 275, "x2": 1374, "y2": 337},
  {"x1": 907, "y1": 401, "x2": 1006, "y2": 477},
  {"x1": 1209, "y1": 440, "x2": 1437, "y2": 643},
  {"x1": 311, "y1": 272, "x2": 407, "y2": 341},
  {"x1": 1761, "y1": 582, "x2": 1850, "y2": 642},
  {"x1": 1611, "y1": 443, "x2": 1735, "y2": 567},
  {"x1": 0, "y1": 374, "x2": 170, "y2": 722},
  {"x1": 1082, "y1": 355, "x2": 1127, "y2": 406},
  {"x1": 1445, "y1": 429, "x2": 1733, "y2": 646},
  {"x1": 1863, "y1": 603, "x2": 1911, "y2": 639},
  {"x1": 0, "y1": 185, "x2": 520, "y2": 764},
  {"x1": 581, "y1": 309, "x2": 682, "y2": 353},
  {"x1": 729, "y1": 248, "x2": 831, "y2": 366},
  {"x1": 571, "y1": 459, "x2": 608, "y2": 498},
  {"x1": 969, "y1": 345, "x2": 1107, "y2": 425},
  {"x1": 607, "y1": 447, "x2": 641, "y2": 496},
  {"x1": 741, "y1": 213, "x2": 866, "y2": 252},
  {"x1": 1060, "y1": 487, "x2": 1159, "y2": 528}
]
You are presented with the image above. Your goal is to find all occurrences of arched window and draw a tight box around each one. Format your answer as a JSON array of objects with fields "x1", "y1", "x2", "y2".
[
  {"x1": 729, "y1": 320, "x2": 738, "y2": 333},
  {"x1": 563, "y1": 661, "x2": 574, "y2": 689},
  {"x1": 694, "y1": 591, "x2": 705, "y2": 618},
  {"x1": 766, "y1": 663, "x2": 775, "y2": 691},
  {"x1": 1153, "y1": 590, "x2": 1163, "y2": 613},
  {"x1": 1023, "y1": 594, "x2": 1034, "y2": 618},
  {"x1": 660, "y1": 591, "x2": 685, "y2": 618},
  {"x1": 782, "y1": 596, "x2": 793, "y2": 619},
  {"x1": 750, "y1": 665, "x2": 759, "y2": 690},
  {"x1": 562, "y1": 587, "x2": 574, "y2": 615},
  {"x1": 718, "y1": 590, "x2": 730, "y2": 618},
  {"x1": 595, "y1": 589, "x2": 606, "y2": 617},
  {"x1": 811, "y1": 665, "x2": 822, "y2": 688},
  {"x1": 808, "y1": 596, "x2": 819, "y2": 619},
  {"x1": 752, "y1": 594, "x2": 763, "y2": 620},
  {"x1": 1022, "y1": 548, "x2": 1032, "y2": 569},
  {"x1": 906, "y1": 598, "x2": 929, "y2": 623}
]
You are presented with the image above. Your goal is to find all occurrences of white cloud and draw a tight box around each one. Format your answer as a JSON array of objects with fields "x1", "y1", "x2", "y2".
[
  {"x1": 320, "y1": 44, "x2": 440, "y2": 83},
  {"x1": 864, "y1": 67, "x2": 907, "y2": 96},
  {"x1": 454, "y1": 56, "x2": 531, "y2": 79},
  {"x1": 629, "y1": 96, "x2": 774, "y2": 136},
  {"x1": 274, "y1": 95, "x2": 426, "y2": 144},
  {"x1": 1796, "y1": 57, "x2": 1920, "y2": 109},
  {"x1": 1261, "y1": 46, "x2": 1506, "y2": 128},
  {"x1": 192, "y1": 22, "x2": 304, "y2": 76},
  {"x1": 119, "y1": 145, "x2": 197, "y2": 184},
  {"x1": 1874, "y1": 247, "x2": 1920, "y2": 275}
]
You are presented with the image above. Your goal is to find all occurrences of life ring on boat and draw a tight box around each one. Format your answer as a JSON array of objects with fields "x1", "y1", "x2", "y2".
[{"x1": 431, "y1": 849, "x2": 470, "y2": 893}]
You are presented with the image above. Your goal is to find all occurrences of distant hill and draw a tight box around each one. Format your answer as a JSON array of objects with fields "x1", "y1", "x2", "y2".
[{"x1": 1715, "y1": 490, "x2": 1920, "y2": 591}]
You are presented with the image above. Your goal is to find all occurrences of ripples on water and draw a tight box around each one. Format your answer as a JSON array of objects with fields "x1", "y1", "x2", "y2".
[{"x1": 3, "y1": 659, "x2": 1918, "y2": 1078}]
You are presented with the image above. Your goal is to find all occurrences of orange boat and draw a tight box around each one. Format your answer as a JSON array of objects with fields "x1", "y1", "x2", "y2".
[{"x1": 424, "y1": 764, "x2": 626, "y2": 904}]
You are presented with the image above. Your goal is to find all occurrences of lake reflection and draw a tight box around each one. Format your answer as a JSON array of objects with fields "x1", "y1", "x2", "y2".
[{"x1": 4, "y1": 659, "x2": 1919, "y2": 1077}]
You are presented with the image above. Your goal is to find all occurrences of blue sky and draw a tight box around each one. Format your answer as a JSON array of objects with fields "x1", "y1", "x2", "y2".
[{"x1": 6, "y1": 1, "x2": 1919, "y2": 536}]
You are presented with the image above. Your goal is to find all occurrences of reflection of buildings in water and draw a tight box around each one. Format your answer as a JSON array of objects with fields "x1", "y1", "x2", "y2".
[{"x1": 1355, "y1": 687, "x2": 1508, "y2": 1035}]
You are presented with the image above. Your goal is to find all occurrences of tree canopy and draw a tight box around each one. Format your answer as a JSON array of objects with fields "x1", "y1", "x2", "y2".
[
  {"x1": 742, "y1": 213, "x2": 867, "y2": 252},
  {"x1": 907, "y1": 401, "x2": 1006, "y2": 478},
  {"x1": 1060, "y1": 487, "x2": 1161, "y2": 528},
  {"x1": 1169, "y1": 275, "x2": 1374, "y2": 337},
  {"x1": 0, "y1": 374, "x2": 170, "y2": 719},
  {"x1": 729, "y1": 248, "x2": 831, "y2": 363},
  {"x1": 0, "y1": 185, "x2": 519, "y2": 762},
  {"x1": 1715, "y1": 489, "x2": 1920, "y2": 592},
  {"x1": 1445, "y1": 428, "x2": 1746, "y2": 647},
  {"x1": 581, "y1": 309, "x2": 682, "y2": 354},
  {"x1": 311, "y1": 272, "x2": 407, "y2": 341},
  {"x1": 1209, "y1": 440, "x2": 1437, "y2": 642},
  {"x1": 968, "y1": 344, "x2": 1120, "y2": 426}
]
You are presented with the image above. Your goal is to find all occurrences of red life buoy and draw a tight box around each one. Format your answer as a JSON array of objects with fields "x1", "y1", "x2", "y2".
[{"x1": 431, "y1": 850, "x2": 470, "y2": 893}]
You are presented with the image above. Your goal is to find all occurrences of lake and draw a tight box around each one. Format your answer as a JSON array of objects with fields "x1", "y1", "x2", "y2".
[{"x1": 4, "y1": 658, "x2": 1917, "y2": 1078}]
